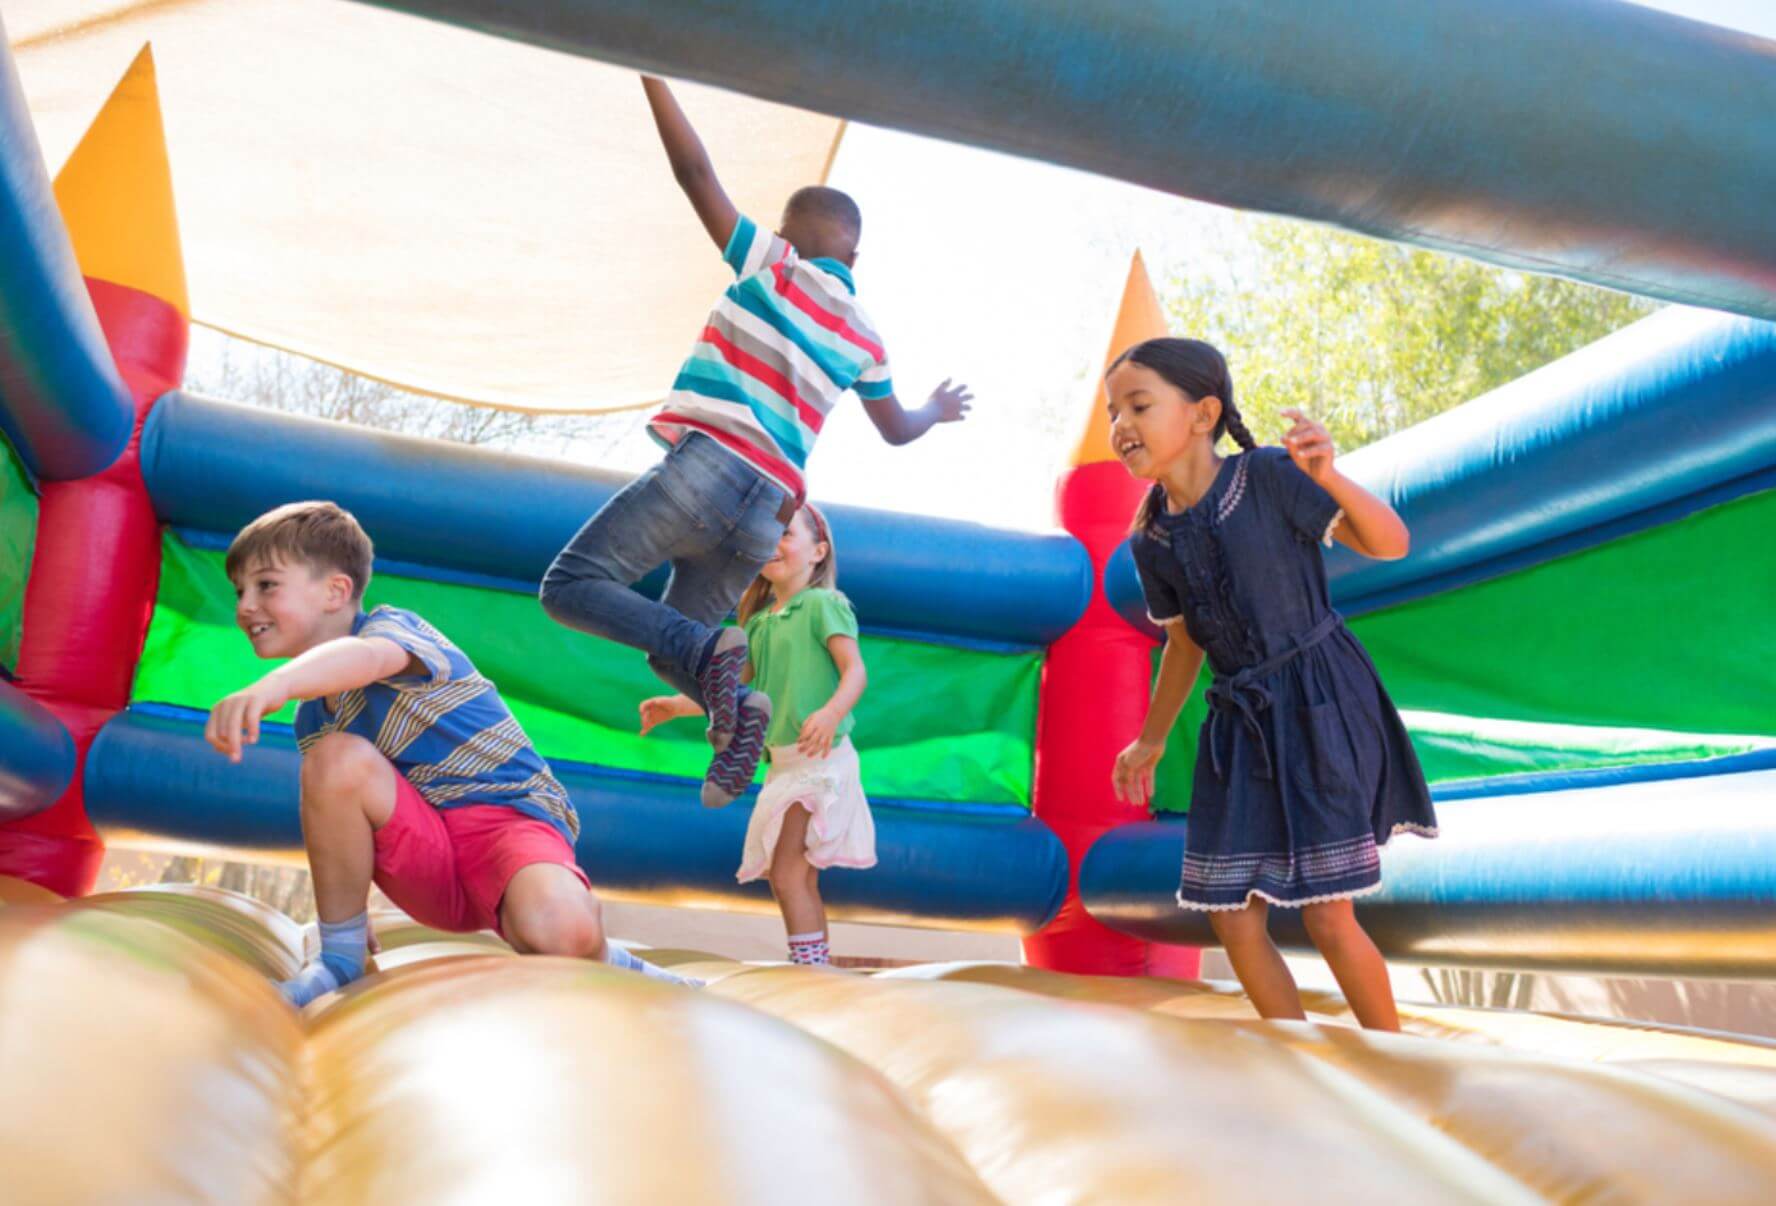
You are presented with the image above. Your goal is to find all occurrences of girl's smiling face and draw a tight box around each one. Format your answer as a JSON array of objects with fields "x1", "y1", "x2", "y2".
[
  {"x1": 760, "y1": 509, "x2": 828, "y2": 589},
  {"x1": 1105, "y1": 360, "x2": 1214, "y2": 478}
]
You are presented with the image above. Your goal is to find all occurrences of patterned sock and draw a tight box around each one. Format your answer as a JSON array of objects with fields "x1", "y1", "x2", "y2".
[
  {"x1": 787, "y1": 931, "x2": 830, "y2": 966},
  {"x1": 605, "y1": 943, "x2": 704, "y2": 987},
  {"x1": 278, "y1": 911, "x2": 368, "y2": 1007},
  {"x1": 697, "y1": 628, "x2": 750, "y2": 752},
  {"x1": 701, "y1": 691, "x2": 771, "y2": 809}
]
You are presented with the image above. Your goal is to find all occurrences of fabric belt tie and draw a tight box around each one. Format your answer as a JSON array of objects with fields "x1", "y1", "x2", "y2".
[{"x1": 1204, "y1": 611, "x2": 1343, "y2": 782}]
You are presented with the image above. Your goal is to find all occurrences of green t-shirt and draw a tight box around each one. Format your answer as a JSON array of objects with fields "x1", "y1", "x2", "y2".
[{"x1": 744, "y1": 587, "x2": 860, "y2": 749}]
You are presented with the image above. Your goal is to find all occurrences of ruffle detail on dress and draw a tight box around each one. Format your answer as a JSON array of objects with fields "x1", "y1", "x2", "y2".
[
  {"x1": 1176, "y1": 880, "x2": 1387, "y2": 912},
  {"x1": 1320, "y1": 508, "x2": 1345, "y2": 547}
]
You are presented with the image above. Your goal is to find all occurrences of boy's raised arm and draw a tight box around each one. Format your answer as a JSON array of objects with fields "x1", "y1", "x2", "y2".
[
  {"x1": 861, "y1": 378, "x2": 974, "y2": 446},
  {"x1": 641, "y1": 76, "x2": 738, "y2": 251},
  {"x1": 206, "y1": 637, "x2": 417, "y2": 762}
]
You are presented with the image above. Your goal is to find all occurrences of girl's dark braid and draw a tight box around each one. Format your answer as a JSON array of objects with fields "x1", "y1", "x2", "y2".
[{"x1": 1218, "y1": 373, "x2": 1259, "y2": 452}]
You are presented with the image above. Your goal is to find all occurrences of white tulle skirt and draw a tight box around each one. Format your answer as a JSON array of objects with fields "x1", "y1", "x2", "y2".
[{"x1": 736, "y1": 737, "x2": 876, "y2": 883}]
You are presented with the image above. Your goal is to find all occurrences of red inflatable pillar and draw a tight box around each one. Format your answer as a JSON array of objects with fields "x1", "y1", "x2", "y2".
[
  {"x1": 0, "y1": 48, "x2": 189, "y2": 895},
  {"x1": 1023, "y1": 254, "x2": 1200, "y2": 978}
]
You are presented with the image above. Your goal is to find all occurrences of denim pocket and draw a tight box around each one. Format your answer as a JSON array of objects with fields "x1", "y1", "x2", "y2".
[{"x1": 730, "y1": 481, "x2": 790, "y2": 564}]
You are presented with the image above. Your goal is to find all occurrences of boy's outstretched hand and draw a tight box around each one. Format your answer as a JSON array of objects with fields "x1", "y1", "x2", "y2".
[
  {"x1": 206, "y1": 675, "x2": 291, "y2": 764},
  {"x1": 927, "y1": 378, "x2": 974, "y2": 424}
]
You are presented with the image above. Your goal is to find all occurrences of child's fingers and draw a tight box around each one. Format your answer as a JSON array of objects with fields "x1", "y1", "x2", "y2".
[{"x1": 245, "y1": 705, "x2": 261, "y2": 748}]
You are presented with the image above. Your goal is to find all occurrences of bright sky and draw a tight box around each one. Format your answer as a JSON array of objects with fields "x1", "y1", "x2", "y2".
[{"x1": 189, "y1": 0, "x2": 1776, "y2": 535}]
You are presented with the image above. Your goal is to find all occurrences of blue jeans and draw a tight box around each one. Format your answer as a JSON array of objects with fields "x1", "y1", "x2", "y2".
[{"x1": 540, "y1": 433, "x2": 792, "y2": 704}]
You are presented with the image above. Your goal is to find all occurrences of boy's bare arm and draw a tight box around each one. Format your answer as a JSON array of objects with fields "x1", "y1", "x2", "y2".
[
  {"x1": 641, "y1": 76, "x2": 738, "y2": 251},
  {"x1": 206, "y1": 637, "x2": 417, "y2": 762},
  {"x1": 862, "y1": 378, "x2": 974, "y2": 446}
]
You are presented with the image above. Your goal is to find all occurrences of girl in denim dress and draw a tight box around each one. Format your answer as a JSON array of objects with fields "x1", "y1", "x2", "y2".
[{"x1": 1107, "y1": 338, "x2": 1436, "y2": 1031}]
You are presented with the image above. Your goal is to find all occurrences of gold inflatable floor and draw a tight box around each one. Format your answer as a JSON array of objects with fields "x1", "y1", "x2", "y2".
[{"x1": 4, "y1": 879, "x2": 1774, "y2": 1204}]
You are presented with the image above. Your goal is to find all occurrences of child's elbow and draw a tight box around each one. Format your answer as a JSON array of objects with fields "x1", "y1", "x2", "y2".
[{"x1": 1374, "y1": 525, "x2": 1411, "y2": 561}]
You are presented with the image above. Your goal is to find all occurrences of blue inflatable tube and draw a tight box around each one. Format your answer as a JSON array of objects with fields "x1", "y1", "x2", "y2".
[
  {"x1": 1079, "y1": 767, "x2": 1776, "y2": 978},
  {"x1": 0, "y1": 679, "x2": 75, "y2": 822},
  {"x1": 86, "y1": 706, "x2": 1069, "y2": 932},
  {"x1": 1108, "y1": 309, "x2": 1776, "y2": 629},
  {"x1": 0, "y1": 35, "x2": 132, "y2": 481},
  {"x1": 364, "y1": 0, "x2": 1776, "y2": 320},
  {"x1": 140, "y1": 393, "x2": 1090, "y2": 648}
]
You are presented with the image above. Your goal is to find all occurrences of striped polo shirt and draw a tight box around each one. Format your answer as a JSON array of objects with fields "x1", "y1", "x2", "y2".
[
  {"x1": 294, "y1": 606, "x2": 578, "y2": 843},
  {"x1": 649, "y1": 214, "x2": 895, "y2": 500}
]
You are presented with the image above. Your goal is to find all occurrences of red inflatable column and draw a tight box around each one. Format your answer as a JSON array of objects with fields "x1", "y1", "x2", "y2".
[
  {"x1": 0, "y1": 48, "x2": 189, "y2": 895},
  {"x1": 1023, "y1": 254, "x2": 1200, "y2": 978}
]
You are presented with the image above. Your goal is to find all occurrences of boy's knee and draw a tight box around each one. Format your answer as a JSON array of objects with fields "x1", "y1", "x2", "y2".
[
  {"x1": 537, "y1": 575, "x2": 572, "y2": 622},
  {"x1": 510, "y1": 895, "x2": 604, "y2": 959},
  {"x1": 301, "y1": 733, "x2": 385, "y2": 800}
]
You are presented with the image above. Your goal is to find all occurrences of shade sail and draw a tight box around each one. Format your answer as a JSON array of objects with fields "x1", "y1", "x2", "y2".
[{"x1": 9, "y1": 0, "x2": 842, "y2": 411}]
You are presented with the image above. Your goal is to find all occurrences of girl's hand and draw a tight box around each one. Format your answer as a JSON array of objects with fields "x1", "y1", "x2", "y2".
[
  {"x1": 1280, "y1": 408, "x2": 1336, "y2": 483},
  {"x1": 639, "y1": 694, "x2": 698, "y2": 736},
  {"x1": 1112, "y1": 738, "x2": 1166, "y2": 809},
  {"x1": 797, "y1": 706, "x2": 840, "y2": 759}
]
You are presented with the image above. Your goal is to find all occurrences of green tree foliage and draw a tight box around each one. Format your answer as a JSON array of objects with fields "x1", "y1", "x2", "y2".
[{"x1": 1166, "y1": 216, "x2": 1658, "y2": 449}]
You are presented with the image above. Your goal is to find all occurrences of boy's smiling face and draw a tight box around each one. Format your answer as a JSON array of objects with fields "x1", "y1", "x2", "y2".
[{"x1": 233, "y1": 557, "x2": 356, "y2": 660}]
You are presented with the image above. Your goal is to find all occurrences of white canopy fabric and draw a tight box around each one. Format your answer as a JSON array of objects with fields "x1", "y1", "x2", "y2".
[{"x1": 10, "y1": 0, "x2": 843, "y2": 411}]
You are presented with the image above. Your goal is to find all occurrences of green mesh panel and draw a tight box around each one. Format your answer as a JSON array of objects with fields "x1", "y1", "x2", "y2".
[
  {"x1": 1149, "y1": 488, "x2": 1776, "y2": 812},
  {"x1": 134, "y1": 532, "x2": 1039, "y2": 806},
  {"x1": 0, "y1": 436, "x2": 36, "y2": 670}
]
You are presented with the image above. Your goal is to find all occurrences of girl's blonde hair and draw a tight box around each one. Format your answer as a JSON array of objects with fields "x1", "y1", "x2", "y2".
[{"x1": 737, "y1": 503, "x2": 838, "y2": 625}]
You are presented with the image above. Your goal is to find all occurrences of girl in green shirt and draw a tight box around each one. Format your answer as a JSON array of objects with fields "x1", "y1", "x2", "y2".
[{"x1": 640, "y1": 504, "x2": 874, "y2": 966}]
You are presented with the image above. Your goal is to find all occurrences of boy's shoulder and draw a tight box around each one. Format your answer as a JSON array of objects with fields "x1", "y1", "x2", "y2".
[{"x1": 360, "y1": 603, "x2": 453, "y2": 647}]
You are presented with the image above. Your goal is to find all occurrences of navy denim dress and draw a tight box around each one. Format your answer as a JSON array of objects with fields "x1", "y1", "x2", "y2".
[{"x1": 1131, "y1": 447, "x2": 1437, "y2": 910}]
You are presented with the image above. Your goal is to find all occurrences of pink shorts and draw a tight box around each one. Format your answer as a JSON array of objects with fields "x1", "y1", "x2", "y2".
[{"x1": 372, "y1": 772, "x2": 589, "y2": 939}]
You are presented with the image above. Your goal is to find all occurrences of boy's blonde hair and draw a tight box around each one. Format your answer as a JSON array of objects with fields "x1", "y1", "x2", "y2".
[
  {"x1": 737, "y1": 503, "x2": 836, "y2": 625},
  {"x1": 225, "y1": 501, "x2": 374, "y2": 601}
]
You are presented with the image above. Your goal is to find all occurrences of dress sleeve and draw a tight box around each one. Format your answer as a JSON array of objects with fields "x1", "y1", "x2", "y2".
[
  {"x1": 1252, "y1": 447, "x2": 1343, "y2": 546},
  {"x1": 723, "y1": 213, "x2": 794, "y2": 279},
  {"x1": 808, "y1": 591, "x2": 861, "y2": 644},
  {"x1": 1131, "y1": 537, "x2": 1186, "y2": 627},
  {"x1": 360, "y1": 610, "x2": 452, "y2": 690}
]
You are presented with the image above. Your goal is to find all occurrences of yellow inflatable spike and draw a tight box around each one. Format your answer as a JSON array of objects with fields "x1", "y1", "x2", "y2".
[
  {"x1": 301, "y1": 957, "x2": 999, "y2": 1204},
  {"x1": 1067, "y1": 250, "x2": 1170, "y2": 468},
  {"x1": 52, "y1": 43, "x2": 188, "y2": 315},
  {"x1": 713, "y1": 966, "x2": 1532, "y2": 1202},
  {"x1": 0, "y1": 907, "x2": 299, "y2": 1204}
]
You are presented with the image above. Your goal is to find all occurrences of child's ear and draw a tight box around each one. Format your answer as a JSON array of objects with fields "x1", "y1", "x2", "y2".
[
  {"x1": 1196, "y1": 394, "x2": 1224, "y2": 436},
  {"x1": 325, "y1": 572, "x2": 355, "y2": 610}
]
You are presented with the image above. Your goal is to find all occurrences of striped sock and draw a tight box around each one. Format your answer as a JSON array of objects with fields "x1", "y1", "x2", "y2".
[
  {"x1": 605, "y1": 943, "x2": 704, "y2": 987},
  {"x1": 278, "y1": 911, "x2": 368, "y2": 1007},
  {"x1": 788, "y1": 931, "x2": 830, "y2": 966}
]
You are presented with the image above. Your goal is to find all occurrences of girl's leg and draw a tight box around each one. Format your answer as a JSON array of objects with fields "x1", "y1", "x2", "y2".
[
  {"x1": 770, "y1": 805, "x2": 829, "y2": 964},
  {"x1": 1208, "y1": 899, "x2": 1306, "y2": 1020},
  {"x1": 1302, "y1": 900, "x2": 1400, "y2": 1031}
]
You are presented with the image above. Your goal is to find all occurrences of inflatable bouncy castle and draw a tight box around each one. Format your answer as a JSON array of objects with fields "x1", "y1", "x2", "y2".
[{"x1": 4, "y1": 2, "x2": 1776, "y2": 1200}]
